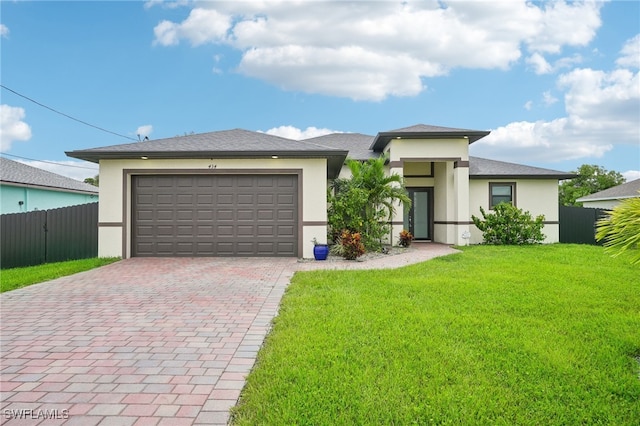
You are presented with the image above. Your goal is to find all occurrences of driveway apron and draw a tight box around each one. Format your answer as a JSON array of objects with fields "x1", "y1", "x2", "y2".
[{"x1": 0, "y1": 257, "x2": 297, "y2": 426}]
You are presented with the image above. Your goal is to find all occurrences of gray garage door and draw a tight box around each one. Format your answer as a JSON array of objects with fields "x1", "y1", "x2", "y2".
[{"x1": 132, "y1": 174, "x2": 298, "y2": 257}]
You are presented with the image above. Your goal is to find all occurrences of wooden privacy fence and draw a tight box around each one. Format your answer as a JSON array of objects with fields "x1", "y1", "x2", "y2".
[
  {"x1": 1, "y1": 202, "x2": 98, "y2": 269},
  {"x1": 559, "y1": 205, "x2": 607, "y2": 245}
]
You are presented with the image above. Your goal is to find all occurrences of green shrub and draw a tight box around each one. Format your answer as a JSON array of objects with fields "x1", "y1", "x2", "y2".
[{"x1": 472, "y1": 203, "x2": 545, "y2": 245}]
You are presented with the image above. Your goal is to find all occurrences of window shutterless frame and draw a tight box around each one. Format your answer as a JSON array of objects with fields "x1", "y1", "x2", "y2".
[{"x1": 489, "y1": 182, "x2": 516, "y2": 208}]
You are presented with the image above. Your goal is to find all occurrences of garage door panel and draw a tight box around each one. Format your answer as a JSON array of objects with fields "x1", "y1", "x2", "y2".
[
  {"x1": 156, "y1": 210, "x2": 174, "y2": 221},
  {"x1": 257, "y1": 210, "x2": 274, "y2": 220},
  {"x1": 216, "y1": 225, "x2": 233, "y2": 236},
  {"x1": 237, "y1": 225, "x2": 254, "y2": 236},
  {"x1": 277, "y1": 210, "x2": 294, "y2": 221},
  {"x1": 132, "y1": 174, "x2": 298, "y2": 257},
  {"x1": 277, "y1": 225, "x2": 295, "y2": 236},
  {"x1": 237, "y1": 242, "x2": 256, "y2": 255},
  {"x1": 237, "y1": 210, "x2": 254, "y2": 221},
  {"x1": 217, "y1": 194, "x2": 233, "y2": 205},
  {"x1": 237, "y1": 194, "x2": 254, "y2": 205},
  {"x1": 217, "y1": 210, "x2": 233, "y2": 221},
  {"x1": 177, "y1": 210, "x2": 194, "y2": 220},
  {"x1": 257, "y1": 194, "x2": 274, "y2": 205},
  {"x1": 197, "y1": 194, "x2": 213, "y2": 205},
  {"x1": 177, "y1": 194, "x2": 193, "y2": 205}
]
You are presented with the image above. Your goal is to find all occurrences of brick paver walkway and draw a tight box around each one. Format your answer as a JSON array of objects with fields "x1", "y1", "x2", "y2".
[{"x1": 0, "y1": 244, "x2": 457, "y2": 425}]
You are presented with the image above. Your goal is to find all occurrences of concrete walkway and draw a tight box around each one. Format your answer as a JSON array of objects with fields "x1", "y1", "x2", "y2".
[{"x1": 0, "y1": 244, "x2": 457, "y2": 425}]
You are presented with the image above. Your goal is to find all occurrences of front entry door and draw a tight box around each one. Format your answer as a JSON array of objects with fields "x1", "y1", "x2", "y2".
[{"x1": 403, "y1": 188, "x2": 433, "y2": 240}]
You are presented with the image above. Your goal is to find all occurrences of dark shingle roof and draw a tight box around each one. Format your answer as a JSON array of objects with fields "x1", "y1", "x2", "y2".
[
  {"x1": 66, "y1": 128, "x2": 348, "y2": 179},
  {"x1": 64, "y1": 126, "x2": 573, "y2": 181},
  {"x1": 68, "y1": 129, "x2": 338, "y2": 156},
  {"x1": 468, "y1": 157, "x2": 575, "y2": 179},
  {"x1": 301, "y1": 133, "x2": 377, "y2": 160},
  {"x1": 576, "y1": 179, "x2": 640, "y2": 202},
  {"x1": 0, "y1": 157, "x2": 99, "y2": 193},
  {"x1": 370, "y1": 123, "x2": 491, "y2": 151}
]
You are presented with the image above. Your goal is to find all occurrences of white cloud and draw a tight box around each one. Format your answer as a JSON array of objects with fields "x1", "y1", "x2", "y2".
[
  {"x1": 0, "y1": 24, "x2": 9, "y2": 38},
  {"x1": 524, "y1": 101, "x2": 533, "y2": 111},
  {"x1": 153, "y1": 8, "x2": 230, "y2": 47},
  {"x1": 136, "y1": 124, "x2": 153, "y2": 139},
  {"x1": 622, "y1": 171, "x2": 640, "y2": 182},
  {"x1": 261, "y1": 125, "x2": 339, "y2": 140},
  {"x1": 542, "y1": 91, "x2": 558, "y2": 106},
  {"x1": 616, "y1": 34, "x2": 640, "y2": 69},
  {"x1": 17, "y1": 160, "x2": 99, "y2": 182},
  {"x1": 144, "y1": 0, "x2": 190, "y2": 10},
  {"x1": 0, "y1": 105, "x2": 32, "y2": 151},
  {"x1": 527, "y1": 53, "x2": 552, "y2": 74},
  {"x1": 527, "y1": 53, "x2": 583, "y2": 75},
  {"x1": 151, "y1": 1, "x2": 603, "y2": 100},
  {"x1": 472, "y1": 37, "x2": 639, "y2": 164}
]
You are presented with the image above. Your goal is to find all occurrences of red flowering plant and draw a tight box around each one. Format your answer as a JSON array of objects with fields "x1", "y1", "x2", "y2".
[
  {"x1": 398, "y1": 229, "x2": 414, "y2": 247},
  {"x1": 340, "y1": 230, "x2": 366, "y2": 260}
]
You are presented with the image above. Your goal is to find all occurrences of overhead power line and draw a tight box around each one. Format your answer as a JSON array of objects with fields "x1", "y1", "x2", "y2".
[
  {"x1": 0, "y1": 152, "x2": 98, "y2": 170},
  {"x1": 1, "y1": 84, "x2": 138, "y2": 141}
]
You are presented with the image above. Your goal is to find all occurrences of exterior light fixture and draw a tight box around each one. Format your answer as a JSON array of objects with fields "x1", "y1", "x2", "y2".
[
  {"x1": 141, "y1": 156, "x2": 148, "y2": 160},
  {"x1": 271, "y1": 155, "x2": 279, "y2": 159}
]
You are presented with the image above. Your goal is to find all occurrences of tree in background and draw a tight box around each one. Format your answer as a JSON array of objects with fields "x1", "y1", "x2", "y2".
[
  {"x1": 84, "y1": 175, "x2": 99, "y2": 187},
  {"x1": 596, "y1": 196, "x2": 640, "y2": 265},
  {"x1": 559, "y1": 164, "x2": 624, "y2": 206}
]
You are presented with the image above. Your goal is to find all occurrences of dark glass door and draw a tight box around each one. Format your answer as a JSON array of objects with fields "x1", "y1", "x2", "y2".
[{"x1": 403, "y1": 188, "x2": 433, "y2": 240}]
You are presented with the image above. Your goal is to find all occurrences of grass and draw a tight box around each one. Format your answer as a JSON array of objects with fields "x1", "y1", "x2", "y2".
[
  {"x1": 232, "y1": 245, "x2": 640, "y2": 425},
  {"x1": 0, "y1": 257, "x2": 120, "y2": 293}
]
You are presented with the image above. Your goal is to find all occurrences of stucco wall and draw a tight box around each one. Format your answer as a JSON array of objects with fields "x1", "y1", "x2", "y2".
[
  {"x1": 98, "y1": 158, "x2": 328, "y2": 259},
  {"x1": 580, "y1": 199, "x2": 621, "y2": 209},
  {"x1": 469, "y1": 178, "x2": 560, "y2": 244},
  {"x1": 386, "y1": 138, "x2": 469, "y2": 162},
  {"x1": 0, "y1": 184, "x2": 98, "y2": 214}
]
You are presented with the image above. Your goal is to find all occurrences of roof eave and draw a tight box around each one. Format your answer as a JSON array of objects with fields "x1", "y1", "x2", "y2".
[
  {"x1": 370, "y1": 131, "x2": 491, "y2": 152},
  {"x1": 577, "y1": 195, "x2": 638, "y2": 202},
  {"x1": 0, "y1": 180, "x2": 99, "y2": 194},
  {"x1": 66, "y1": 149, "x2": 347, "y2": 161},
  {"x1": 65, "y1": 150, "x2": 348, "y2": 179},
  {"x1": 469, "y1": 174, "x2": 575, "y2": 180}
]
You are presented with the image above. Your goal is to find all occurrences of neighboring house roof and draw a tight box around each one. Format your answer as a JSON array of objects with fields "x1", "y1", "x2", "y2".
[
  {"x1": 370, "y1": 123, "x2": 491, "y2": 152},
  {"x1": 301, "y1": 133, "x2": 378, "y2": 160},
  {"x1": 468, "y1": 157, "x2": 575, "y2": 179},
  {"x1": 576, "y1": 179, "x2": 640, "y2": 202},
  {"x1": 66, "y1": 128, "x2": 348, "y2": 179},
  {"x1": 0, "y1": 157, "x2": 99, "y2": 194}
]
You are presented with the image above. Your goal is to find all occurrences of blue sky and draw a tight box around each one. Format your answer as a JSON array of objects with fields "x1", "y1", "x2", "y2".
[{"x1": 1, "y1": 0, "x2": 638, "y2": 182}]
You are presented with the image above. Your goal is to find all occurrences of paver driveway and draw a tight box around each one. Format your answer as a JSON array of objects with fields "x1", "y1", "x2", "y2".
[
  {"x1": 0, "y1": 244, "x2": 458, "y2": 425},
  {"x1": 0, "y1": 257, "x2": 297, "y2": 425}
]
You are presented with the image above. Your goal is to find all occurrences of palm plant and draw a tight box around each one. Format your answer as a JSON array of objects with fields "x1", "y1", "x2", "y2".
[
  {"x1": 596, "y1": 196, "x2": 640, "y2": 265},
  {"x1": 328, "y1": 154, "x2": 411, "y2": 250}
]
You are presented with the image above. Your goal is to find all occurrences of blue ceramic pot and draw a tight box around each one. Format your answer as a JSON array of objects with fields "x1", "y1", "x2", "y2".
[{"x1": 313, "y1": 244, "x2": 329, "y2": 261}]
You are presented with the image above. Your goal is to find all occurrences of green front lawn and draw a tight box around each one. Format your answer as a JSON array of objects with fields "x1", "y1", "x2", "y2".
[
  {"x1": 0, "y1": 257, "x2": 120, "y2": 293},
  {"x1": 232, "y1": 245, "x2": 640, "y2": 425}
]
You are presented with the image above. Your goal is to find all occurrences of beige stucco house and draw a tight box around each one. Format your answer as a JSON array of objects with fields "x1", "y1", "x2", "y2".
[{"x1": 66, "y1": 124, "x2": 572, "y2": 259}]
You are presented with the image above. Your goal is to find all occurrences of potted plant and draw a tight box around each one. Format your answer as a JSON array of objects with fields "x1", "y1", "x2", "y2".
[{"x1": 312, "y1": 238, "x2": 329, "y2": 261}]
